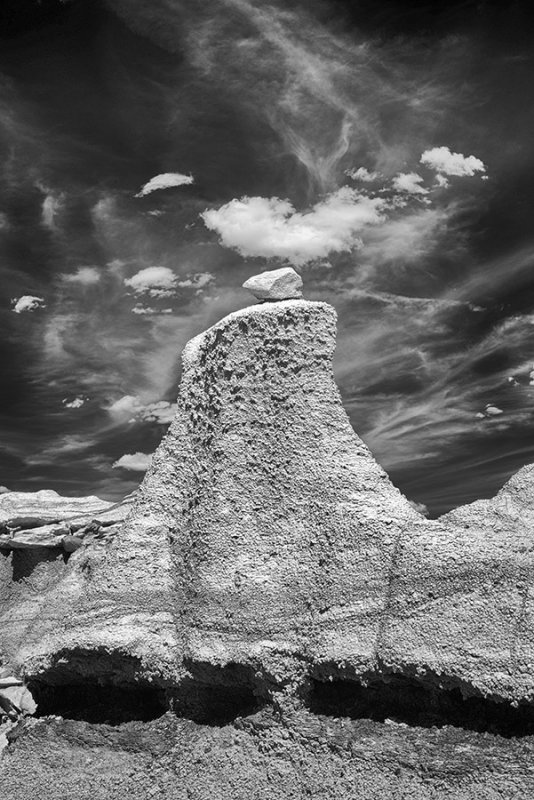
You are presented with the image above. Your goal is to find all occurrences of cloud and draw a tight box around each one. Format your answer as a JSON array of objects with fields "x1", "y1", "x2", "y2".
[
  {"x1": 408, "y1": 499, "x2": 429, "y2": 517},
  {"x1": 345, "y1": 167, "x2": 380, "y2": 182},
  {"x1": 41, "y1": 193, "x2": 64, "y2": 231},
  {"x1": 176, "y1": 272, "x2": 214, "y2": 289},
  {"x1": 201, "y1": 188, "x2": 386, "y2": 266},
  {"x1": 140, "y1": 400, "x2": 177, "y2": 424},
  {"x1": 107, "y1": 395, "x2": 177, "y2": 425},
  {"x1": 12, "y1": 296, "x2": 46, "y2": 313},
  {"x1": 107, "y1": 395, "x2": 141, "y2": 422},
  {"x1": 112, "y1": 452, "x2": 152, "y2": 472},
  {"x1": 132, "y1": 304, "x2": 173, "y2": 315},
  {"x1": 135, "y1": 172, "x2": 194, "y2": 198},
  {"x1": 124, "y1": 266, "x2": 177, "y2": 297},
  {"x1": 62, "y1": 397, "x2": 86, "y2": 409},
  {"x1": 392, "y1": 172, "x2": 429, "y2": 196},
  {"x1": 360, "y1": 206, "x2": 448, "y2": 266},
  {"x1": 420, "y1": 146, "x2": 486, "y2": 177},
  {"x1": 62, "y1": 267, "x2": 101, "y2": 285},
  {"x1": 434, "y1": 174, "x2": 450, "y2": 188}
]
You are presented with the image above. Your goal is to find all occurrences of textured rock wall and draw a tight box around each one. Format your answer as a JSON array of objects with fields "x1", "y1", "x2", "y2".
[
  {"x1": 134, "y1": 300, "x2": 420, "y2": 683},
  {"x1": 2, "y1": 297, "x2": 534, "y2": 707},
  {"x1": 3, "y1": 294, "x2": 534, "y2": 799}
]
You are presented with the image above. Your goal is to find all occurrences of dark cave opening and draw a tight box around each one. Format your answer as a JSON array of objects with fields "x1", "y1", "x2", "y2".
[
  {"x1": 171, "y1": 662, "x2": 265, "y2": 726},
  {"x1": 307, "y1": 673, "x2": 534, "y2": 738},
  {"x1": 29, "y1": 678, "x2": 262, "y2": 727},
  {"x1": 29, "y1": 681, "x2": 168, "y2": 725},
  {"x1": 27, "y1": 655, "x2": 263, "y2": 727},
  {"x1": 171, "y1": 682, "x2": 262, "y2": 726}
]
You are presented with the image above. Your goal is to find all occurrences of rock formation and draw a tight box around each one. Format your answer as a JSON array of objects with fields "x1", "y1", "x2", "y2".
[
  {"x1": 242, "y1": 266, "x2": 303, "y2": 300},
  {"x1": 2, "y1": 269, "x2": 534, "y2": 798}
]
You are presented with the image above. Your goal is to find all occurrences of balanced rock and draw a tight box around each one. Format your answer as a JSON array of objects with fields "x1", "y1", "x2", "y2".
[
  {"x1": 242, "y1": 267, "x2": 303, "y2": 301},
  {"x1": 5, "y1": 292, "x2": 534, "y2": 799}
]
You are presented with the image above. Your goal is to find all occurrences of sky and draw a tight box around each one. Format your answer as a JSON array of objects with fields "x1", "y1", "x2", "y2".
[{"x1": 0, "y1": 0, "x2": 532, "y2": 515}]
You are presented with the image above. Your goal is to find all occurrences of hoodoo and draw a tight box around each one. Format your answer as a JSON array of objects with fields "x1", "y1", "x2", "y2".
[{"x1": 3, "y1": 270, "x2": 534, "y2": 797}]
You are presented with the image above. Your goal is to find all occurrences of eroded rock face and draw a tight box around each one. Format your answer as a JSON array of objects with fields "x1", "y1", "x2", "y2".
[
  {"x1": 135, "y1": 300, "x2": 419, "y2": 682},
  {"x1": 2, "y1": 294, "x2": 534, "y2": 798},
  {"x1": 2, "y1": 298, "x2": 534, "y2": 701}
]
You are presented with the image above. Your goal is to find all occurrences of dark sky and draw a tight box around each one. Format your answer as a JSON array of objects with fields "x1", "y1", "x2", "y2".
[{"x1": 0, "y1": 0, "x2": 533, "y2": 515}]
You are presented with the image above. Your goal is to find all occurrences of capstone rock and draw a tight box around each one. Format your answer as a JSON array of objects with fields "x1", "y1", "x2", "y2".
[{"x1": 242, "y1": 267, "x2": 303, "y2": 300}]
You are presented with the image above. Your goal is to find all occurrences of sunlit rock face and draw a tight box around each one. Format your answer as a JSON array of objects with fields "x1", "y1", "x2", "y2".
[
  {"x1": 133, "y1": 298, "x2": 419, "y2": 681},
  {"x1": 2, "y1": 294, "x2": 534, "y2": 707},
  {"x1": 3, "y1": 293, "x2": 534, "y2": 798}
]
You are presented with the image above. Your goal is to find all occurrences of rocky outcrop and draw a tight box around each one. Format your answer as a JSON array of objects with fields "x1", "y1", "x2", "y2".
[
  {"x1": 2, "y1": 279, "x2": 534, "y2": 797},
  {"x1": 0, "y1": 490, "x2": 133, "y2": 551}
]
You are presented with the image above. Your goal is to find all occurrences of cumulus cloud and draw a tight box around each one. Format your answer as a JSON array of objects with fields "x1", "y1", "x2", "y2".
[
  {"x1": 62, "y1": 397, "x2": 86, "y2": 409},
  {"x1": 140, "y1": 400, "x2": 177, "y2": 424},
  {"x1": 62, "y1": 267, "x2": 101, "y2": 285},
  {"x1": 124, "y1": 266, "x2": 177, "y2": 297},
  {"x1": 434, "y1": 174, "x2": 450, "y2": 188},
  {"x1": 112, "y1": 452, "x2": 152, "y2": 472},
  {"x1": 392, "y1": 172, "x2": 429, "y2": 196},
  {"x1": 107, "y1": 395, "x2": 177, "y2": 425},
  {"x1": 420, "y1": 146, "x2": 486, "y2": 177},
  {"x1": 345, "y1": 167, "x2": 380, "y2": 182},
  {"x1": 107, "y1": 395, "x2": 141, "y2": 422},
  {"x1": 135, "y1": 172, "x2": 194, "y2": 198},
  {"x1": 12, "y1": 296, "x2": 46, "y2": 313},
  {"x1": 201, "y1": 188, "x2": 385, "y2": 266}
]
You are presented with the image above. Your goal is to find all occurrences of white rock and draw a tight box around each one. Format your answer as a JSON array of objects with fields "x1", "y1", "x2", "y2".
[
  {"x1": 0, "y1": 685, "x2": 36, "y2": 716},
  {"x1": 0, "y1": 677, "x2": 22, "y2": 689},
  {"x1": 485, "y1": 404, "x2": 503, "y2": 416},
  {"x1": 0, "y1": 525, "x2": 68, "y2": 550},
  {"x1": 242, "y1": 267, "x2": 303, "y2": 301}
]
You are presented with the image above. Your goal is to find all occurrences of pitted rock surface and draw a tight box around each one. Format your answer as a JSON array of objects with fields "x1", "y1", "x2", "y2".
[
  {"x1": 2, "y1": 297, "x2": 534, "y2": 797},
  {"x1": 2, "y1": 298, "x2": 534, "y2": 700}
]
